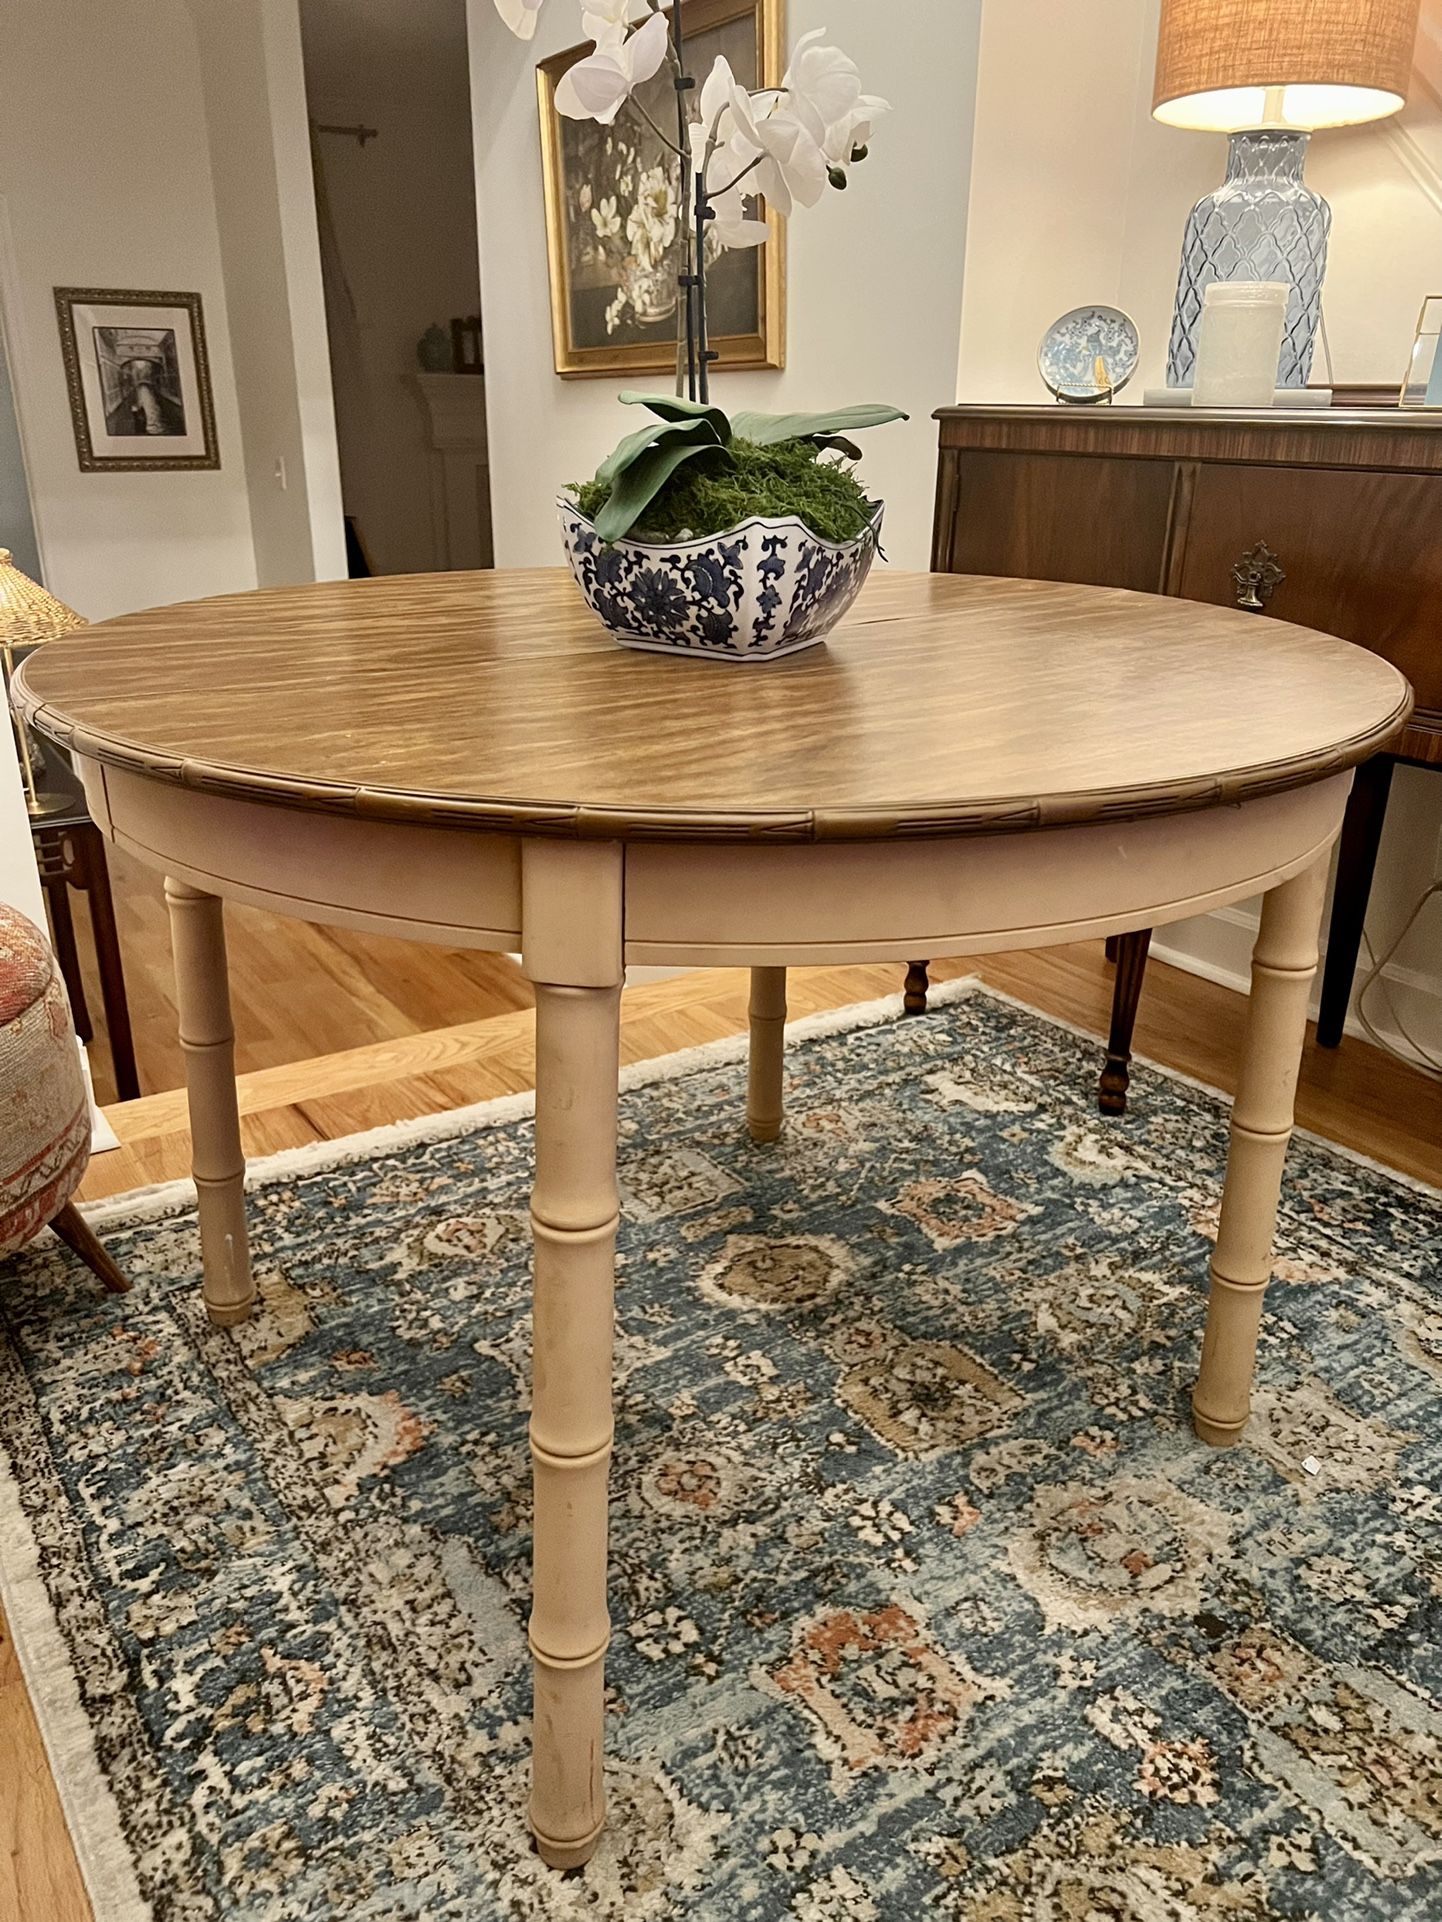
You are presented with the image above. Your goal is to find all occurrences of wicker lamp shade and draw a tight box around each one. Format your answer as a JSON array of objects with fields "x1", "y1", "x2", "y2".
[
  {"x1": 0, "y1": 549, "x2": 86, "y2": 645},
  {"x1": 0, "y1": 550, "x2": 85, "y2": 815},
  {"x1": 1153, "y1": 0, "x2": 1420, "y2": 131}
]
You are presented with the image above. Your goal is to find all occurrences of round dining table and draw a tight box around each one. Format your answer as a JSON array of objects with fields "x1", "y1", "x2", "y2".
[{"x1": 14, "y1": 567, "x2": 1411, "y2": 1868}]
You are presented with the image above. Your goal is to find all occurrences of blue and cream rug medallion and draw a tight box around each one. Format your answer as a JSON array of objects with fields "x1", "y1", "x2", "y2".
[{"x1": 1, "y1": 985, "x2": 1439, "y2": 1919}]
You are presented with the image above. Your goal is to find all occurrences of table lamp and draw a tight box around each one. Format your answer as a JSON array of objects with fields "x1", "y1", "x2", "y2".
[
  {"x1": 1154, "y1": 0, "x2": 1421, "y2": 392},
  {"x1": 0, "y1": 547, "x2": 86, "y2": 817}
]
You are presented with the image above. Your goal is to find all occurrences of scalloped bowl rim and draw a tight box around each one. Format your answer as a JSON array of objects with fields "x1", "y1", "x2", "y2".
[{"x1": 557, "y1": 491, "x2": 884, "y2": 556}]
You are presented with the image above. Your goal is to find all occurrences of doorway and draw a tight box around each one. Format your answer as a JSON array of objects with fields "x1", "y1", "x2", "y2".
[{"x1": 298, "y1": 0, "x2": 492, "y2": 576}]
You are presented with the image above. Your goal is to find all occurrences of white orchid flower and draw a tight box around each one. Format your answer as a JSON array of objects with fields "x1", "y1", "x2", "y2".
[
  {"x1": 693, "y1": 49, "x2": 837, "y2": 219},
  {"x1": 689, "y1": 121, "x2": 767, "y2": 249},
  {"x1": 784, "y1": 28, "x2": 863, "y2": 132},
  {"x1": 490, "y1": 0, "x2": 656, "y2": 41},
  {"x1": 555, "y1": 7, "x2": 671, "y2": 125},
  {"x1": 491, "y1": 0, "x2": 546, "y2": 41},
  {"x1": 697, "y1": 56, "x2": 763, "y2": 149},
  {"x1": 592, "y1": 194, "x2": 622, "y2": 239},
  {"x1": 742, "y1": 108, "x2": 829, "y2": 216},
  {"x1": 823, "y1": 94, "x2": 890, "y2": 167}
]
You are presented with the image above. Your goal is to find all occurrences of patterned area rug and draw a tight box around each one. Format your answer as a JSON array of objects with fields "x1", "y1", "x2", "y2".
[{"x1": 2, "y1": 983, "x2": 1440, "y2": 1922}]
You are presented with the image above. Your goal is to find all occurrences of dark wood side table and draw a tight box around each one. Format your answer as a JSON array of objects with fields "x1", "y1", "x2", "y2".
[
  {"x1": 27, "y1": 746, "x2": 140, "y2": 1102},
  {"x1": 921, "y1": 403, "x2": 1442, "y2": 1106}
]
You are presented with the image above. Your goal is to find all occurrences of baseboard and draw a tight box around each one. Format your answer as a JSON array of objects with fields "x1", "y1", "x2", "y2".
[{"x1": 1153, "y1": 904, "x2": 1442, "y2": 1063}]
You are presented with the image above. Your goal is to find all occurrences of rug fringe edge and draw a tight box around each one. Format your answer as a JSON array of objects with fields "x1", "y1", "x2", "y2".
[
  {"x1": 974, "y1": 978, "x2": 1442, "y2": 1202},
  {"x1": 80, "y1": 977, "x2": 984, "y2": 1230},
  {"x1": 0, "y1": 1431, "x2": 155, "y2": 1922}
]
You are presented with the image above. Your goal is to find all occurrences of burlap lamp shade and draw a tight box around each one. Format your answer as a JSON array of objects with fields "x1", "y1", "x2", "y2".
[{"x1": 1154, "y1": 0, "x2": 1420, "y2": 131}]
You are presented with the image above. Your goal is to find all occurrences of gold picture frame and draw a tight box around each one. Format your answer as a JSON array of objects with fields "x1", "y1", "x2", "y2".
[
  {"x1": 538, "y1": 0, "x2": 786, "y2": 380},
  {"x1": 55, "y1": 287, "x2": 220, "y2": 472}
]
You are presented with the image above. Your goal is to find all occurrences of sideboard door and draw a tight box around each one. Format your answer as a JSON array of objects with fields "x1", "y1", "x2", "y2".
[
  {"x1": 1174, "y1": 465, "x2": 1442, "y2": 759},
  {"x1": 937, "y1": 450, "x2": 1177, "y2": 592}
]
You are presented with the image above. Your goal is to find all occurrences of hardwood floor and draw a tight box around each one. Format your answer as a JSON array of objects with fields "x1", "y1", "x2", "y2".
[
  {"x1": 7, "y1": 849, "x2": 1440, "y2": 1921},
  {"x1": 65, "y1": 846, "x2": 535, "y2": 1107}
]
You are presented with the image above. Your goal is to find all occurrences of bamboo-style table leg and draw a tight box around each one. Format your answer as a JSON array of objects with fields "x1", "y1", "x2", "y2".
[
  {"x1": 523, "y1": 843, "x2": 623, "y2": 1869},
  {"x1": 165, "y1": 879, "x2": 254, "y2": 1326},
  {"x1": 747, "y1": 966, "x2": 787, "y2": 1143},
  {"x1": 1193, "y1": 855, "x2": 1328, "y2": 1447}
]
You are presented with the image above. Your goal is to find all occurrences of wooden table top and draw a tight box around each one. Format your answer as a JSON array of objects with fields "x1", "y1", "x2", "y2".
[{"x1": 16, "y1": 569, "x2": 1411, "y2": 844}]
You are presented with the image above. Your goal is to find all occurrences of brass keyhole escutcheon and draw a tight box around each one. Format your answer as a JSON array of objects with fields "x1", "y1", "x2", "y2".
[{"x1": 1232, "y1": 541, "x2": 1285, "y2": 612}]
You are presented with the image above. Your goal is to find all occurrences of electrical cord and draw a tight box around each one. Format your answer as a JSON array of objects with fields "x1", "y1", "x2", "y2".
[
  {"x1": 1354, "y1": 880, "x2": 1442, "y2": 1078},
  {"x1": 1308, "y1": 311, "x2": 1434, "y2": 1070}
]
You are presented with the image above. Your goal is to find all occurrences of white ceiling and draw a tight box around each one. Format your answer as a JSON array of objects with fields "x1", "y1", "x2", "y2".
[{"x1": 299, "y1": 0, "x2": 471, "y2": 104}]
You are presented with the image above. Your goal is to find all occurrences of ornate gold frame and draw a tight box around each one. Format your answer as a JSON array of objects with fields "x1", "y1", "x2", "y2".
[
  {"x1": 54, "y1": 287, "x2": 220, "y2": 473},
  {"x1": 537, "y1": 0, "x2": 786, "y2": 380}
]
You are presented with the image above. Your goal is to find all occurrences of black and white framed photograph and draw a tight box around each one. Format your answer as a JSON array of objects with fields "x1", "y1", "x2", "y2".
[{"x1": 54, "y1": 287, "x2": 220, "y2": 471}]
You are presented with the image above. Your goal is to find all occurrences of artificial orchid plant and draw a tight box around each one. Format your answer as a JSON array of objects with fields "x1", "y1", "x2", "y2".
[{"x1": 496, "y1": 0, "x2": 902, "y2": 544}]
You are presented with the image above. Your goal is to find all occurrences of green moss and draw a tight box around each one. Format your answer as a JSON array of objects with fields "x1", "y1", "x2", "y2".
[{"x1": 572, "y1": 436, "x2": 876, "y2": 545}]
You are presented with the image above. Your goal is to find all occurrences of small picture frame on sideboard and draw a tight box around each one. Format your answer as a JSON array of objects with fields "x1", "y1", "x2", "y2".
[{"x1": 1400, "y1": 295, "x2": 1442, "y2": 409}]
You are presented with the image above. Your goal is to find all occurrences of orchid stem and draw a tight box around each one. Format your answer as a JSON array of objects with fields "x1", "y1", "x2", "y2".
[
  {"x1": 668, "y1": 1, "x2": 700, "y2": 400},
  {"x1": 709, "y1": 153, "x2": 764, "y2": 199},
  {"x1": 628, "y1": 94, "x2": 685, "y2": 160}
]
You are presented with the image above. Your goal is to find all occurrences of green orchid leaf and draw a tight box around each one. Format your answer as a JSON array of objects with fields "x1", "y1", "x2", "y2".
[
  {"x1": 728, "y1": 404, "x2": 909, "y2": 447},
  {"x1": 594, "y1": 437, "x2": 732, "y2": 543},
  {"x1": 595, "y1": 412, "x2": 727, "y2": 486},
  {"x1": 619, "y1": 390, "x2": 734, "y2": 443},
  {"x1": 595, "y1": 420, "x2": 679, "y2": 485}
]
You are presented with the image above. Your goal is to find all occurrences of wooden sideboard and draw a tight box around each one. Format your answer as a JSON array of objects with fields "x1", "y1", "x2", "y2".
[{"x1": 930, "y1": 404, "x2": 1442, "y2": 1067}]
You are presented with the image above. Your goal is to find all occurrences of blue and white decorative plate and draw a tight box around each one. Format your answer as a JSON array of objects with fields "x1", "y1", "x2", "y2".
[
  {"x1": 558, "y1": 495, "x2": 884, "y2": 663},
  {"x1": 1038, "y1": 305, "x2": 1140, "y2": 403}
]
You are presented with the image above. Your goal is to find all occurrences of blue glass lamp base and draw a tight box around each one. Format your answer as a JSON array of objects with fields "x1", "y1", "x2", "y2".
[{"x1": 1167, "y1": 129, "x2": 1331, "y2": 391}]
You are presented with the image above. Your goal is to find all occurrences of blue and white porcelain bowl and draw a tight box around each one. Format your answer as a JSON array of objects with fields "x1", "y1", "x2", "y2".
[{"x1": 558, "y1": 493, "x2": 884, "y2": 663}]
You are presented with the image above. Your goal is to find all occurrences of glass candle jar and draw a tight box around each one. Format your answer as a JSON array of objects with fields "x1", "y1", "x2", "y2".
[{"x1": 1191, "y1": 281, "x2": 1288, "y2": 408}]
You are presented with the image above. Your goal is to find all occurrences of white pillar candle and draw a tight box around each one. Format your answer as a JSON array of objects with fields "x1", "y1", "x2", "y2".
[{"x1": 1191, "y1": 281, "x2": 1289, "y2": 408}]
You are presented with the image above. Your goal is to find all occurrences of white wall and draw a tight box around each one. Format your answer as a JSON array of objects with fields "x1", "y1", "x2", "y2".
[
  {"x1": 959, "y1": 0, "x2": 1162, "y2": 404},
  {"x1": 189, "y1": 0, "x2": 348, "y2": 587},
  {"x1": 959, "y1": 0, "x2": 1442, "y2": 1060},
  {"x1": 961, "y1": 1, "x2": 1442, "y2": 400},
  {"x1": 469, "y1": 0, "x2": 983, "y2": 573},
  {"x1": 0, "y1": 0, "x2": 258, "y2": 621}
]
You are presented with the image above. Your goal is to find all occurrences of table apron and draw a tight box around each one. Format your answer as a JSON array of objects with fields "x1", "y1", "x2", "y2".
[
  {"x1": 82, "y1": 760, "x2": 1349, "y2": 969},
  {"x1": 624, "y1": 777, "x2": 1350, "y2": 965}
]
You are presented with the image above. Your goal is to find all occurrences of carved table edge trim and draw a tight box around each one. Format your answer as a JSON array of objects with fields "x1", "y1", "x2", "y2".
[{"x1": 15, "y1": 685, "x2": 1414, "y2": 847}]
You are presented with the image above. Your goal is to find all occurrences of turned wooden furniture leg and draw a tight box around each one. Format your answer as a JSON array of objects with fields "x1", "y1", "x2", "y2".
[
  {"x1": 904, "y1": 960, "x2": 930, "y2": 1015},
  {"x1": 75, "y1": 824, "x2": 141, "y2": 1101},
  {"x1": 1193, "y1": 855, "x2": 1328, "y2": 1448},
  {"x1": 1316, "y1": 753, "x2": 1393, "y2": 1049},
  {"x1": 50, "y1": 1202, "x2": 130, "y2": 1294},
  {"x1": 747, "y1": 966, "x2": 787, "y2": 1142},
  {"x1": 36, "y1": 829, "x2": 91, "y2": 1042},
  {"x1": 523, "y1": 841, "x2": 623, "y2": 1870},
  {"x1": 1098, "y1": 928, "x2": 1152, "y2": 1116},
  {"x1": 165, "y1": 879, "x2": 253, "y2": 1326}
]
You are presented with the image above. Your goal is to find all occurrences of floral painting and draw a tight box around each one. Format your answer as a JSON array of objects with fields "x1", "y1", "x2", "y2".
[{"x1": 538, "y1": 0, "x2": 785, "y2": 377}]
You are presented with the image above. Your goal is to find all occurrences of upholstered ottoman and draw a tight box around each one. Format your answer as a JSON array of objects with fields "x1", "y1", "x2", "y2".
[{"x1": 0, "y1": 903, "x2": 126, "y2": 1289}]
